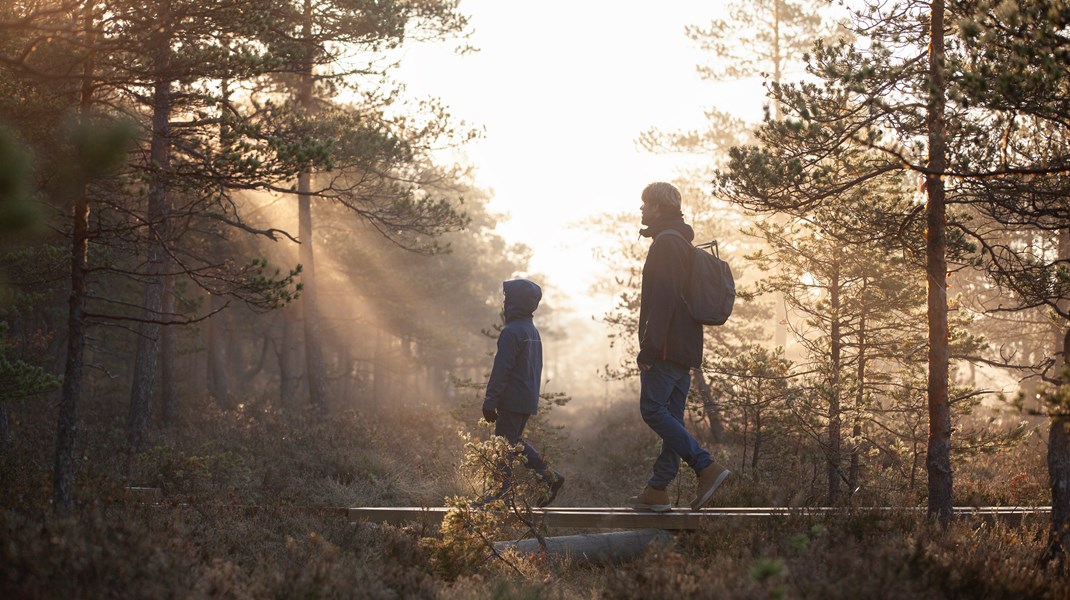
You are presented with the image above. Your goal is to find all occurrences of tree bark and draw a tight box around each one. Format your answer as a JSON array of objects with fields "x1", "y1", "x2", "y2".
[
  {"x1": 752, "y1": 407, "x2": 762, "y2": 475},
  {"x1": 278, "y1": 307, "x2": 302, "y2": 413},
  {"x1": 56, "y1": 187, "x2": 89, "y2": 516},
  {"x1": 849, "y1": 315, "x2": 866, "y2": 494},
  {"x1": 925, "y1": 0, "x2": 953, "y2": 527},
  {"x1": 374, "y1": 326, "x2": 387, "y2": 408},
  {"x1": 1048, "y1": 414, "x2": 1070, "y2": 561},
  {"x1": 770, "y1": 0, "x2": 788, "y2": 349},
  {"x1": 53, "y1": 7, "x2": 96, "y2": 516},
  {"x1": 828, "y1": 247, "x2": 843, "y2": 504},
  {"x1": 207, "y1": 293, "x2": 232, "y2": 409},
  {"x1": 1046, "y1": 329, "x2": 1070, "y2": 564},
  {"x1": 297, "y1": 0, "x2": 329, "y2": 418},
  {"x1": 127, "y1": 7, "x2": 172, "y2": 451},
  {"x1": 1044, "y1": 236, "x2": 1070, "y2": 564},
  {"x1": 691, "y1": 367, "x2": 727, "y2": 443},
  {"x1": 0, "y1": 399, "x2": 9, "y2": 446},
  {"x1": 159, "y1": 271, "x2": 178, "y2": 425}
]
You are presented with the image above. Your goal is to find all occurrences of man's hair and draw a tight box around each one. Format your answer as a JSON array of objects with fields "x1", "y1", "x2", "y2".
[{"x1": 641, "y1": 181, "x2": 682, "y2": 210}]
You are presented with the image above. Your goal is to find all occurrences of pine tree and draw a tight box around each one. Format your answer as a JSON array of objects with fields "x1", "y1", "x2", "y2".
[
  {"x1": 714, "y1": 0, "x2": 1070, "y2": 523},
  {"x1": 248, "y1": 0, "x2": 472, "y2": 418}
]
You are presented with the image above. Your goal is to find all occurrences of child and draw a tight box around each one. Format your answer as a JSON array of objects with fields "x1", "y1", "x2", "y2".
[{"x1": 480, "y1": 279, "x2": 564, "y2": 507}]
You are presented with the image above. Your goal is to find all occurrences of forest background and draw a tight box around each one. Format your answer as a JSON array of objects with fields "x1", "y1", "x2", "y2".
[{"x1": 2, "y1": 0, "x2": 1070, "y2": 598}]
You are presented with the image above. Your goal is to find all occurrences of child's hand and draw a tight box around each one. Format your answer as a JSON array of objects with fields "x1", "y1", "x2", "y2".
[{"x1": 482, "y1": 408, "x2": 498, "y2": 423}]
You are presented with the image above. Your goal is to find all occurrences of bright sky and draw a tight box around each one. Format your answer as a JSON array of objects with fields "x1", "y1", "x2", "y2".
[{"x1": 395, "y1": 0, "x2": 768, "y2": 317}]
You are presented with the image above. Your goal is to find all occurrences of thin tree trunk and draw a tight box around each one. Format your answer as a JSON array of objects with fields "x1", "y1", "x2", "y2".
[
  {"x1": 752, "y1": 406, "x2": 762, "y2": 475},
  {"x1": 207, "y1": 293, "x2": 232, "y2": 408},
  {"x1": 1044, "y1": 234, "x2": 1070, "y2": 564},
  {"x1": 0, "y1": 399, "x2": 9, "y2": 446},
  {"x1": 53, "y1": 8, "x2": 98, "y2": 516},
  {"x1": 1044, "y1": 328, "x2": 1070, "y2": 564},
  {"x1": 204, "y1": 79, "x2": 233, "y2": 414},
  {"x1": 691, "y1": 367, "x2": 727, "y2": 443},
  {"x1": 925, "y1": 0, "x2": 953, "y2": 527},
  {"x1": 297, "y1": 0, "x2": 329, "y2": 418},
  {"x1": 278, "y1": 306, "x2": 302, "y2": 413},
  {"x1": 342, "y1": 342, "x2": 354, "y2": 409},
  {"x1": 740, "y1": 406, "x2": 749, "y2": 478},
  {"x1": 770, "y1": 0, "x2": 788, "y2": 350},
  {"x1": 849, "y1": 315, "x2": 866, "y2": 494},
  {"x1": 1047, "y1": 413, "x2": 1070, "y2": 563},
  {"x1": 828, "y1": 248, "x2": 842, "y2": 504},
  {"x1": 240, "y1": 334, "x2": 271, "y2": 388},
  {"x1": 159, "y1": 271, "x2": 178, "y2": 425},
  {"x1": 128, "y1": 8, "x2": 172, "y2": 451},
  {"x1": 373, "y1": 326, "x2": 386, "y2": 408}
]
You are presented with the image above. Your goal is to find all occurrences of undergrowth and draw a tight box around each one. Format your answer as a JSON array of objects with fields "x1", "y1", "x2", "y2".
[{"x1": 0, "y1": 391, "x2": 1066, "y2": 598}]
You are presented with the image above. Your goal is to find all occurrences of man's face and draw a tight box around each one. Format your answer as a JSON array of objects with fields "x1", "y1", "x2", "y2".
[{"x1": 640, "y1": 198, "x2": 659, "y2": 226}]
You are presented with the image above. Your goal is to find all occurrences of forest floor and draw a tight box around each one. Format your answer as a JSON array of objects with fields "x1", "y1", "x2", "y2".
[{"x1": 1, "y1": 392, "x2": 1068, "y2": 599}]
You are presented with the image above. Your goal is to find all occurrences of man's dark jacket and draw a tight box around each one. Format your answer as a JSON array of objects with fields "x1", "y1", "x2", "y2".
[
  {"x1": 483, "y1": 279, "x2": 543, "y2": 415},
  {"x1": 638, "y1": 218, "x2": 703, "y2": 369}
]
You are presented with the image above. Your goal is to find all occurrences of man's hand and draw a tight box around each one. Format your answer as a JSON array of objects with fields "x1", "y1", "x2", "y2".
[
  {"x1": 482, "y1": 407, "x2": 498, "y2": 423},
  {"x1": 637, "y1": 347, "x2": 656, "y2": 371}
]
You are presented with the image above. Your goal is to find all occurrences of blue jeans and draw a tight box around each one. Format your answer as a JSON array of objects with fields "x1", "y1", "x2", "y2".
[
  {"x1": 494, "y1": 408, "x2": 548, "y2": 483},
  {"x1": 640, "y1": 360, "x2": 712, "y2": 489}
]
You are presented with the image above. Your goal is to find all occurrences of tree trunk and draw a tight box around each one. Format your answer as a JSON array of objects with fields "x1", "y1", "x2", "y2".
[
  {"x1": 691, "y1": 367, "x2": 727, "y2": 443},
  {"x1": 297, "y1": 0, "x2": 329, "y2": 418},
  {"x1": 752, "y1": 406, "x2": 762, "y2": 476},
  {"x1": 374, "y1": 326, "x2": 387, "y2": 408},
  {"x1": 849, "y1": 314, "x2": 867, "y2": 494},
  {"x1": 1047, "y1": 413, "x2": 1070, "y2": 563},
  {"x1": 203, "y1": 79, "x2": 233, "y2": 415},
  {"x1": 207, "y1": 293, "x2": 232, "y2": 409},
  {"x1": 1044, "y1": 237, "x2": 1070, "y2": 564},
  {"x1": 0, "y1": 399, "x2": 9, "y2": 446},
  {"x1": 771, "y1": 0, "x2": 783, "y2": 122},
  {"x1": 740, "y1": 406, "x2": 749, "y2": 477},
  {"x1": 159, "y1": 271, "x2": 178, "y2": 425},
  {"x1": 342, "y1": 342, "x2": 354, "y2": 410},
  {"x1": 925, "y1": 0, "x2": 953, "y2": 527},
  {"x1": 828, "y1": 247, "x2": 842, "y2": 504},
  {"x1": 770, "y1": 0, "x2": 788, "y2": 349},
  {"x1": 56, "y1": 187, "x2": 89, "y2": 516},
  {"x1": 53, "y1": 8, "x2": 95, "y2": 516},
  {"x1": 127, "y1": 11, "x2": 172, "y2": 451},
  {"x1": 278, "y1": 306, "x2": 303, "y2": 413}
]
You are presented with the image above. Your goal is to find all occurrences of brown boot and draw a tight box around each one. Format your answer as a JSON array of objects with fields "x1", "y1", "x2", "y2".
[
  {"x1": 691, "y1": 462, "x2": 731, "y2": 510},
  {"x1": 631, "y1": 485, "x2": 672, "y2": 512}
]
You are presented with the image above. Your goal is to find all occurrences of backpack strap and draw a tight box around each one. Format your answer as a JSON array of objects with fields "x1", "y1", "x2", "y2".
[{"x1": 653, "y1": 229, "x2": 696, "y2": 298}]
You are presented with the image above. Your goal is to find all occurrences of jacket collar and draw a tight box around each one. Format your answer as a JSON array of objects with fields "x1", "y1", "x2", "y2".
[{"x1": 639, "y1": 215, "x2": 695, "y2": 242}]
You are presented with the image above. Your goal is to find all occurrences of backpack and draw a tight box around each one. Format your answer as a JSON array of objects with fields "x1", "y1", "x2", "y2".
[{"x1": 655, "y1": 229, "x2": 736, "y2": 326}]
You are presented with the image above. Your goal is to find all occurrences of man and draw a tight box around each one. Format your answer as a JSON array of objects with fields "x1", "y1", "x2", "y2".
[
  {"x1": 481, "y1": 279, "x2": 564, "y2": 507},
  {"x1": 632, "y1": 181, "x2": 730, "y2": 512}
]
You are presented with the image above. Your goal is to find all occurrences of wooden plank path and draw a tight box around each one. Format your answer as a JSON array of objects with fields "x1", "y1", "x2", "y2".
[{"x1": 350, "y1": 506, "x2": 1052, "y2": 530}]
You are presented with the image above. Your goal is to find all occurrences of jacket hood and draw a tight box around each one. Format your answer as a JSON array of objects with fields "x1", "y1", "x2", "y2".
[{"x1": 503, "y1": 279, "x2": 542, "y2": 321}]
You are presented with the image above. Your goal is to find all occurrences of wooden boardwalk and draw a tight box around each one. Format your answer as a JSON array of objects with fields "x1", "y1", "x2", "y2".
[{"x1": 350, "y1": 506, "x2": 1051, "y2": 530}]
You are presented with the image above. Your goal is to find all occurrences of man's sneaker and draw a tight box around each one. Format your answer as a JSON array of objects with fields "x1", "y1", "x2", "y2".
[
  {"x1": 631, "y1": 485, "x2": 672, "y2": 512},
  {"x1": 691, "y1": 462, "x2": 731, "y2": 510},
  {"x1": 537, "y1": 470, "x2": 565, "y2": 507}
]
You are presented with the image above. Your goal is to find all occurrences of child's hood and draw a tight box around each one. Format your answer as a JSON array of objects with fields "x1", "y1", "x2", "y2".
[{"x1": 503, "y1": 279, "x2": 541, "y2": 321}]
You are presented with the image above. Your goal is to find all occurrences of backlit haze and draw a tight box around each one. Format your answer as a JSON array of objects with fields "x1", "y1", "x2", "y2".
[{"x1": 395, "y1": 1, "x2": 767, "y2": 401}]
